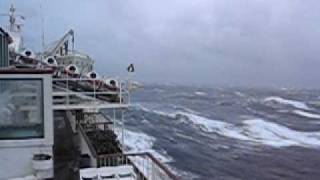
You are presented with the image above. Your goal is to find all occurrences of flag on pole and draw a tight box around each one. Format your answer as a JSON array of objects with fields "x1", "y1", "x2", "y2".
[{"x1": 127, "y1": 63, "x2": 135, "y2": 72}]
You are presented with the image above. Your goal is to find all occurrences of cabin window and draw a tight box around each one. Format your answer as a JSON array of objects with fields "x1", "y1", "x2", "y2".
[{"x1": 0, "y1": 79, "x2": 44, "y2": 140}]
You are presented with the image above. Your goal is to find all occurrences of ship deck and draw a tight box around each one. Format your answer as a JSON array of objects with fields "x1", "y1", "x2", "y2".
[{"x1": 53, "y1": 110, "x2": 79, "y2": 180}]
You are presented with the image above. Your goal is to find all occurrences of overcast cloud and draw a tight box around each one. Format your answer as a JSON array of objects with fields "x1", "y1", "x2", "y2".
[{"x1": 0, "y1": 0, "x2": 319, "y2": 88}]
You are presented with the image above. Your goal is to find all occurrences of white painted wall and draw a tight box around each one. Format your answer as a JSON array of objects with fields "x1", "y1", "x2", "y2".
[
  {"x1": 0, "y1": 145, "x2": 52, "y2": 179},
  {"x1": 0, "y1": 74, "x2": 54, "y2": 179}
]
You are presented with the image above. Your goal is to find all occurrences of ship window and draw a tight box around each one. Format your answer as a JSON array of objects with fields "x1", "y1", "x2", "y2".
[{"x1": 0, "y1": 79, "x2": 44, "y2": 140}]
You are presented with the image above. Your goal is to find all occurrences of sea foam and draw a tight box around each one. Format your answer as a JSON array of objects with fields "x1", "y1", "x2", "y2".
[
  {"x1": 179, "y1": 112, "x2": 320, "y2": 148},
  {"x1": 264, "y1": 96, "x2": 311, "y2": 110},
  {"x1": 194, "y1": 91, "x2": 207, "y2": 96},
  {"x1": 135, "y1": 104, "x2": 320, "y2": 148},
  {"x1": 292, "y1": 110, "x2": 320, "y2": 119},
  {"x1": 115, "y1": 128, "x2": 173, "y2": 163}
]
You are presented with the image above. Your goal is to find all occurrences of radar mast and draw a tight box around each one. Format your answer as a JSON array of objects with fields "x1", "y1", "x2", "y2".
[{"x1": 1, "y1": 4, "x2": 25, "y2": 32}]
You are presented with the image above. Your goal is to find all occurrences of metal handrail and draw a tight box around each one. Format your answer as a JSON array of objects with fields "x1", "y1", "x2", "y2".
[
  {"x1": 97, "y1": 153, "x2": 179, "y2": 180},
  {"x1": 78, "y1": 124, "x2": 98, "y2": 158},
  {"x1": 52, "y1": 77, "x2": 131, "y2": 108}
]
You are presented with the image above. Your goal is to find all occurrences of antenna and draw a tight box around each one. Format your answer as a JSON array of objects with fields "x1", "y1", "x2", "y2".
[
  {"x1": 0, "y1": 4, "x2": 25, "y2": 32},
  {"x1": 40, "y1": 0, "x2": 45, "y2": 52},
  {"x1": 40, "y1": 0, "x2": 45, "y2": 61},
  {"x1": 9, "y1": 4, "x2": 15, "y2": 31}
]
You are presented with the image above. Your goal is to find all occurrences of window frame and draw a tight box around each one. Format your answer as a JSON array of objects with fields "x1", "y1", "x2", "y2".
[
  {"x1": 0, "y1": 78, "x2": 45, "y2": 140},
  {"x1": 0, "y1": 74, "x2": 53, "y2": 147}
]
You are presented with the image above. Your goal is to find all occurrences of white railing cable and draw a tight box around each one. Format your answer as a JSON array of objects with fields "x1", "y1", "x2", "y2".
[
  {"x1": 52, "y1": 77, "x2": 130, "y2": 109},
  {"x1": 97, "y1": 153, "x2": 179, "y2": 180}
]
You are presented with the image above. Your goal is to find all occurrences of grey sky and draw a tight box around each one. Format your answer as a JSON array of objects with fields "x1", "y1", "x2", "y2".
[{"x1": 1, "y1": 0, "x2": 319, "y2": 88}]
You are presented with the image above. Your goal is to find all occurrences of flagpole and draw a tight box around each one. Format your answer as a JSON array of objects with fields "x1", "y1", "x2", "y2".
[{"x1": 126, "y1": 63, "x2": 134, "y2": 102}]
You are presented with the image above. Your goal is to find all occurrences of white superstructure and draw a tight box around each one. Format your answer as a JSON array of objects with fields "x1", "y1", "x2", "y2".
[{"x1": 0, "y1": 4, "x2": 177, "y2": 180}]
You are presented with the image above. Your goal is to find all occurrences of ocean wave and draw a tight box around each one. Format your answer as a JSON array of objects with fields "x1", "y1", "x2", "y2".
[
  {"x1": 166, "y1": 92, "x2": 195, "y2": 99},
  {"x1": 194, "y1": 91, "x2": 207, "y2": 96},
  {"x1": 168, "y1": 166, "x2": 200, "y2": 180},
  {"x1": 264, "y1": 96, "x2": 311, "y2": 110},
  {"x1": 115, "y1": 128, "x2": 173, "y2": 163},
  {"x1": 132, "y1": 103, "x2": 153, "y2": 113},
  {"x1": 151, "y1": 88, "x2": 165, "y2": 93},
  {"x1": 132, "y1": 103, "x2": 173, "y2": 118},
  {"x1": 133, "y1": 104, "x2": 320, "y2": 148},
  {"x1": 234, "y1": 91, "x2": 246, "y2": 97},
  {"x1": 178, "y1": 112, "x2": 320, "y2": 148},
  {"x1": 132, "y1": 103, "x2": 192, "y2": 119},
  {"x1": 292, "y1": 110, "x2": 320, "y2": 119},
  {"x1": 176, "y1": 132, "x2": 202, "y2": 144},
  {"x1": 179, "y1": 113, "x2": 249, "y2": 141}
]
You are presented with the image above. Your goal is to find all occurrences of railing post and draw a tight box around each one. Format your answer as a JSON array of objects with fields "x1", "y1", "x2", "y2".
[
  {"x1": 127, "y1": 78, "x2": 131, "y2": 105},
  {"x1": 152, "y1": 160, "x2": 155, "y2": 180},
  {"x1": 147, "y1": 156, "x2": 150, "y2": 179},
  {"x1": 119, "y1": 79, "x2": 122, "y2": 105},
  {"x1": 66, "y1": 76, "x2": 69, "y2": 105},
  {"x1": 93, "y1": 79, "x2": 96, "y2": 101},
  {"x1": 128, "y1": 89, "x2": 131, "y2": 105},
  {"x1": 121, "y1": 109, "x2": 125, "y2": 151},
  {"x1": 113, "y1": 109, "x2": 116, "y2": 131},
  {"x1": 143, "y1": 156, "x2": 146, "y2": 178},
  {"x1": 96, "y1": 153, "x2": 178, "y2": 180}
]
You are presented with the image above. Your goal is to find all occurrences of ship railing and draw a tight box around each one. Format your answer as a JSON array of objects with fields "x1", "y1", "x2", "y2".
[
  {"x1": 79, "y1": 113, "x2": 114, "y2": 131},
  {"x1": 97, "y1": 153, "x2": 179, "y2": 180},
  {"x1": 52, "y1": 77, "x2": 131, "y2": 110}
]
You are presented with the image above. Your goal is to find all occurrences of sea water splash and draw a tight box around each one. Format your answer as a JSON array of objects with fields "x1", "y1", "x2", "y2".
[
  {"x1": 194, "y1": 91, "x2": 207, "y2": 96},
  {"x1": 132, "y1": 103, "x2": 194, "y2": 118},
  {"x1": 234, "y1": 91, "x2": 246, "y2": 97},
  {"x1": 134, "y1": 103, "x2": 320, "y2": 148},
  {"x1": 180, "y1": 112, "x2": 249, "y2": 141},
  {"x1": 292, "y1": 110, "x2": 320, "y2": 119},
  {"x1": 132, "y1": 103, "x2": 176, "y2": 118},
  {"x1": 115, "y1": 128, "x2": 173, "y2": 163},
  {"x1": 113, "y1": 128, "x2": 197, "y2": 179},
  {"x1": 264, "y1": 96, "x2": 311, "y2": 110},
  {"x1": 178, "y1": 112, "x2": 320, "y2": 148}
]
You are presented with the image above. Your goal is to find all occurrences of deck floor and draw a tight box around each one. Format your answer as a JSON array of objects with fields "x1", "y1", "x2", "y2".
[{"x1": 53, "y1": 111, "x2": 80, "y2": 180}]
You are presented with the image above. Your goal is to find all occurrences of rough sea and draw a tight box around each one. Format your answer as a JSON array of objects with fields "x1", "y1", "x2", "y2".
[{"x1": 111, "y1": 84, "x2": 320, "y2": 180}]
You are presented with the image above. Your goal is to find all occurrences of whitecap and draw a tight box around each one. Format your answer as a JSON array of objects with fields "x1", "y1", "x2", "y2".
[
  {"x1": 241, "y1": 119, "x2": 320, "y2": 147},
  {"x1": 181, "y1": 112, "x2": 249, "y2": 141},
  {"x1": 115, "y1": 128, "x2": 173, "y2": 163},
  {"x1": 168, "y1": 166, "x2": 200, "y2": 180},
  {"x1": 264, "y1": 96, "x2": 311, "y2": 110},
  {"x1": 113, "y1": 128, "x2": 181, "y2": 179},
  {"x1": 178, "y1": 112, "x2": 320, "y2": 148},
  {"x1": 132, "y1": 103, "x2": 153, "y2": 113},
  {"x1": 292, "y1": 110, "x2": 320, "y2": 119},
  {"x1": 132, "y1": 104, "x2": 177, "y2": 119},
  {"x1": 234, "y1": 91, "x2": 245, "y2": 97},
  {"x1": 194, "y1": 91, "x2": 207, "y2": 96}
]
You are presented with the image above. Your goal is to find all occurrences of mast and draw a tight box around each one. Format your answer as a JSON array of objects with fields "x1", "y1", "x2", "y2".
[
  {"x1": 1, "y1": 4, "x2": 26, "y2": 33},
  {"x1": 40, "y1": 1, "x2": 45, "y2": 60},
  {"x1": 9, "y1": 4, "x2": 15, "y2": 31},
  {"x1": 0, "y1": 4, "x2": 25, "y2": 52}
]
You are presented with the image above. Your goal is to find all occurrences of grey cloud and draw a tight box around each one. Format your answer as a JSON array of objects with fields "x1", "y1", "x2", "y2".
[{"x1": 1, "y1": 0, "x2": 320, "y2": 88}]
